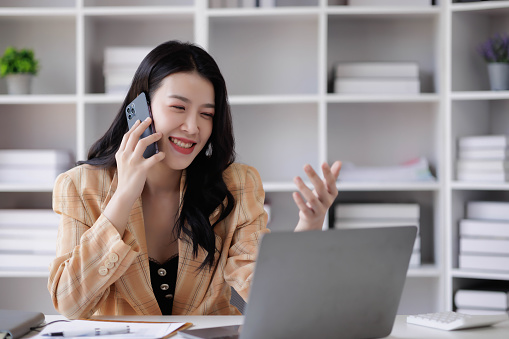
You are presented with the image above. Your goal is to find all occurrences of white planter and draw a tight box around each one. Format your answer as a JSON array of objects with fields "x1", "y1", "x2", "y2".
[
  {"x1": 5, "y1": 73, "x2": 33, "y2": 95},
  {"x1": 487, "y1": 63, "x2": 509, "y2": 91}
]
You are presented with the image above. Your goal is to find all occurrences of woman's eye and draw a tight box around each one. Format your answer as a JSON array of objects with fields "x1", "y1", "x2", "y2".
[
  {"x1": 172, "y1": 106, "x2": 185, "y2": 110},
  {"x1": 202, "y1": 113, "x2": 214, "y2": 119}
]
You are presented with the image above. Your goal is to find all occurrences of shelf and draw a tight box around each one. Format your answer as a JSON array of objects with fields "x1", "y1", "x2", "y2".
[
  {"x1": 83, "y1": 6, "x2": 195, "y2": 18},
  {"x1": 327, "y1": 5, "x2": 440, "y2": 18},
  {"x1": 207, "y1": 7, "x2": 320, "y2": 18},
  {"x1": 451, "y1": 269, "x2": 509, "y2": 281},
  {"x1": 84, "y1": 94, "x2": 124, "y2": 104},
  {"x1": 451, "y1": 91, "x2": 509, "y2": 101},
  {"x1": 408, "y1": 265, "x2": 441, "y2": 278},
  {"x1": 452, "y1": 181, "x2": 509, "y2": 191},
  {"x1": 230, "y1": 94, "x2": 319, "y2": 105},
  {"x1": 0, "y1": 271, "x2": 49, "y2": 278},
  {"x1": 452, "y1": 0, "x2": 509, "y2": 14},
  {"x1": 0, "y1": 184, "x2": 54, "y2": 192},
  {"x1": 327, "y1": 93, "x2": 440, "y2": 103},
  {"x1": 337, "y1": 181, "x2": 440, "y2": 191},
  {"x1": 0, "y1": 95, "x2": 77, "y2": 105},
  {"x1": 0, "y1": 8, "x2": 76, "y2": 17}
]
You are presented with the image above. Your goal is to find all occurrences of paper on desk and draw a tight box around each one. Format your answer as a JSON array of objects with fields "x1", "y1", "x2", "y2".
[{"x1": 33, "y1": 320, "x2": 187, "y2": 339}]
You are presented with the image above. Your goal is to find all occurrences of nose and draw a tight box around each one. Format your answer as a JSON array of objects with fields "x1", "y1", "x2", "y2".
[{"x1": 181, "y1": 112, "x2": 199, "y2": 134}]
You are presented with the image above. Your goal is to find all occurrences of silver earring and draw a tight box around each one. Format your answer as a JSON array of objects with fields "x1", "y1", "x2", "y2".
[{"x1": 205, "y1": 143, "x2": 213, "y2": 157}]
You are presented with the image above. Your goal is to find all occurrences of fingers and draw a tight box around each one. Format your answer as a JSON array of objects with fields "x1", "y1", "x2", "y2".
[
  {"x1": 293, "y1": 175, "x2": 324, "y2": 215},
  {"x1": 293, "y1": 161, "x2": 341, "y2": 215},
  {"x1": 125, "y1": 117, "x2": 153, "y2": 152},
  {"x1": 133, "y1": 131, "x2": 162, "y2": 159},
  {"x1": 118, "y1": 119, "x2": 141, "y2": 152},
  {"x1": 322, "y1": 161, "x2": 341, "y2": 196},
  {"x1": 292, "y1": 191, "x2": 313, "y2": 217}
]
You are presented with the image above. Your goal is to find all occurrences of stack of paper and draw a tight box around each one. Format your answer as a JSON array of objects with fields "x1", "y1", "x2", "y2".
[
  {"x1": 348, "y1": 0, "x2": 431, "y2": 6},
  {"x1": 456, "y1": 135, "x2": 509, "y2": 182},
  {"x1": 334, "y1": 203, "x2": 421, "y2": 267},
  {"x1": 0, "y1": 149, "x2": 72, "y2": 185},
  {"x1": 458, "y1": 201, "x2": 509, "y2": 273},
  {"x1": 338, "y1": 157, "x2": 435, "y2": 182},
  {"x1": 0, "y1": 209, "x2": 59, "y2": 272},
  {"x1": 333, "y1": 62, "x2": 420, "y2": 95},
  {"x1": 103, "y1": 47, "x2": 152, "y2": 95},
  {"x1": 455, "y1": 288, "x2": 509, "y2": 315}
]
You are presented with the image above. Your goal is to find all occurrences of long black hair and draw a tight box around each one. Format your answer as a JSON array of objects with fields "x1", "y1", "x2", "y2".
[{"x1": 79, "y1": 40, "x2": 236, "y2": 269}]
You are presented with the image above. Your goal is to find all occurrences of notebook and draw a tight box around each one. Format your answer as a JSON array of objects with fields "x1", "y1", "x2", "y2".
[
  {"x1": 179, "y1": 226, "x2": 417, "y2": 339},
  {"x1": 0, "y1": 309, "x2": 45, "y2": 339}
]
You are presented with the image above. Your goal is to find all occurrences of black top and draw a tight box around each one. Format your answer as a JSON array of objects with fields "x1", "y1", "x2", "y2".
[{"x1": 149, "y1": 256, "x2": 178, "y2": 315}]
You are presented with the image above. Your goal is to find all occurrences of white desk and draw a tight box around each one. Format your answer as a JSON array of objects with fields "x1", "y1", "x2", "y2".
[{"x1": 33, "y1": 314, "x2": 509, "y2": 339}]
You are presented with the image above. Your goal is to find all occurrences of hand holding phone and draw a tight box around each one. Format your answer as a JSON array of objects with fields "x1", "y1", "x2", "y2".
[{"x1": 125, "y1": 92, "x2": 159, "y2": 158}]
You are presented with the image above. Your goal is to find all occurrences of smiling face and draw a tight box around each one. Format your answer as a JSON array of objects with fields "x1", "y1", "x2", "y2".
[{"x1": 150, "y1": 71, "x2": 215, "y2": 171}]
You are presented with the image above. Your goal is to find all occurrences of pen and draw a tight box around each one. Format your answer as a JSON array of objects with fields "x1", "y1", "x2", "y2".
[{"x1": 43, "y1": 325, "x2": 130, "y2": 337}]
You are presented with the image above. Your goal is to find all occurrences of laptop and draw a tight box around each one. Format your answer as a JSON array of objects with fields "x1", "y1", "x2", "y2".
[{"x1": 179, "y1": 226, "x2": 417, "y2": 339}]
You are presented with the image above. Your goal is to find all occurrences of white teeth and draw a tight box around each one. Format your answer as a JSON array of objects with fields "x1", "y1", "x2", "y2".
[{"x1": 171, "y1": 137, "x2": 193, "y2": 149}]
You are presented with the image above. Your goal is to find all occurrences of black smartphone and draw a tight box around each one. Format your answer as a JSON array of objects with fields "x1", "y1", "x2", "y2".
[{"x1": 125, "y1": 92, "x2": 159, "y2": 158}]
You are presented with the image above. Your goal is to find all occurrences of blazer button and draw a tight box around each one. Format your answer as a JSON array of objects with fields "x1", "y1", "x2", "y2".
[
  {"x1": 158, "y1": 268, "x2": 167, "y2": 277},
  {"x1": 108, "y1": 252, "x2": 119, "y2": 263},
  {"x1": 98, "y1": 266, "x2": 108, "y2": 276},
  {"x1": 105, "y1": 260, "x2": 114, "y2": 269},
  {"x1": 160, "y1": 284, "x2": 169, "y2": 291},
  {"x1": 165, "y1": 294, "x2": 174, "y2": 300}
]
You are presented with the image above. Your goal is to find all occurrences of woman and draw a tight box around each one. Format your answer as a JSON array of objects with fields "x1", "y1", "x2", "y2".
[{"x1": 48, "y1": 40, "x2": 341, "y2": 319}]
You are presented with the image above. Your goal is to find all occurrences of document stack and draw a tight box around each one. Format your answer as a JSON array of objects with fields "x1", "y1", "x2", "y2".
[
  {"x1": 103, "y1": 47, "x2": 152, "y2": 95},
  {"x1": 333, "y1": 62, "x2": 420, "y2": 95},
  {"x1": 458, "y1": 201, "x2": 509, "y2": 273},
  {"x1": 334, "y1": 203, "x2": 421, "y2": 267},
  {"x1": 455, "y1": 288, "x2": 509, "y2": 315},
  {"x1": 0, "y1": 149, "x2": 72, "y2": 185},
  {"x1": 0, "y1": 209, "x2": 59, "y2": 273},
  {"x1": 456, "y1": 135, "x2": 509, "y2": 182}
]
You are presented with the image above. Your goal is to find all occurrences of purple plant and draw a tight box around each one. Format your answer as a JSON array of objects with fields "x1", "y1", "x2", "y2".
[{"x1": 478, "y1": 33, "x2": 509, "y2": 63}]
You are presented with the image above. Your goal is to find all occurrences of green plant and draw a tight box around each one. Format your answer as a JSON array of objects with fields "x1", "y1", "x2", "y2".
[{"x1": 0, "y1": 46, "x2": 39, "y2": 77}]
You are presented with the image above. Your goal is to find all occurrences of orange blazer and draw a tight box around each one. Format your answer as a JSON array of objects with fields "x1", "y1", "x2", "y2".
[{"x1": 48, "y1": 163, "x2": 269, "y2": 319}]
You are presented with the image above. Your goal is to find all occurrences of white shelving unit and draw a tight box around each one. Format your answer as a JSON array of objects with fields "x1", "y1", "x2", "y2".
[{"x1": 0, "y1": 0, "x2": 507, "y2": 316}]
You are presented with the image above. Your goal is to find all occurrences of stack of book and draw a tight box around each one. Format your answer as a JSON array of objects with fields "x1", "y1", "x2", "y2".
[
  {"x1": 458, "y1": 201, "x2": 509, "y2": 273},
  {"x1": 456, "y1": 135, "x2": 509, "y2": 182},
  {"x1": 103, "y1": 47, "x2": 152, "y2": 95},
  {"x1": 348, "y1": 0, "x2": 431, "y2": 6},
  {"x1": 455, "y1": 288, "x2": 509, "y2": 315},
  {"x1": 334, "y1": 203, "x2": 421, "y2": 267},
  {"x1": 333, "y1": 62, "x2": 420, "y2": 95},
  {"x1": 0, "y1": 149, "x2": 72, "y2": 185},
  {"x1": 338, "y1": 157, "x2": 435, "y2": 182},
  {"x1": 0, "y1": 209, "x2": 59, "y2": 273}
]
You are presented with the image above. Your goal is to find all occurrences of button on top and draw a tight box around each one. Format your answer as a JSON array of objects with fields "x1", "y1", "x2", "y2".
[
  {"x1": 158, "y1": 268, "x2": 167, "y2": 277},
  {"x1": 108, "y1": 252, "x2": 119, "y2": 263},
  {"x1": 160, "y1": 284, "x2": 169, "y2": 291},
  {"x1": 105, "y1": 260, "x2": 115, "y2": 269}
]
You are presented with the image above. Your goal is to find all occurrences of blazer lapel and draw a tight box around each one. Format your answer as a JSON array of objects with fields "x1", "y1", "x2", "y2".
[{"x1": 100, "y1": 170, "x2": 161, "y2": 315}]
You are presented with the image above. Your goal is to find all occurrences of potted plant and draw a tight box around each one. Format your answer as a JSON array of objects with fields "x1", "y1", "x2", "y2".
[
  {"x1": 477, "y1": 34, "x2": 509, "y2": 91},
  {"x1": 0, "y1": 46, "x2": 39, "y2": 95}
]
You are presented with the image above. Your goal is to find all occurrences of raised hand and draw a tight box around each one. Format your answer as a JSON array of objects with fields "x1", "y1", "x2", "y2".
[
  {"x1": 103, "y1": 117, "x2": 165, "y2": 236},
  {"x1": 292, "y1": 161, "x2": 341, "y2": 232}
]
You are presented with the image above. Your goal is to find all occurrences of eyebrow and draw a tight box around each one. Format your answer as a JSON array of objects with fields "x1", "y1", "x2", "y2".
[{"x1": 168, "y1": 95, "x2": 215, "y2": 109}]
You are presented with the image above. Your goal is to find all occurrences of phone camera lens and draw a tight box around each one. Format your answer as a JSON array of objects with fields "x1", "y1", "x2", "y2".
[
  {"x1": 131, "y1": 108, "x2": 136, "y2": 115},
  {"x1": 128, "y1": 114, "x2": 132, "y2": 120},
  {"x1": 126, "y1": 107, "x2": 130, "y2": 114}
]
